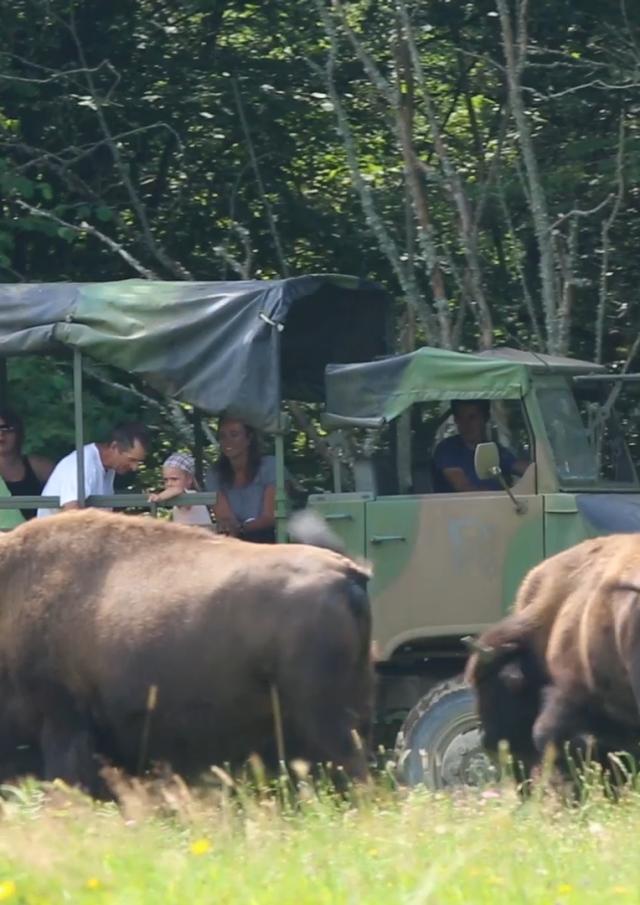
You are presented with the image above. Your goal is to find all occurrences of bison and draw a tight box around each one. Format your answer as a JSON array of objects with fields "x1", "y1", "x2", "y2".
[
  {"x1": 0, "y1": 509, "x2": 373, "y2": 791},
  {"x1": 465, "y1": 534, "x2": 640, "y2": 777}
]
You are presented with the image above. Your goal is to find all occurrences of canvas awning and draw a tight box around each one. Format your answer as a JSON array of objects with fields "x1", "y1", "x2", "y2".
[
  {"x1": 0, "y1": 274, "x2": 390, "y2": 431},
  {"x1": 324, "y1": 346, "x2": 534, "y2": 426},
  {"x1": 324, "y1": 345, "x2": 606, "y2": 426}
]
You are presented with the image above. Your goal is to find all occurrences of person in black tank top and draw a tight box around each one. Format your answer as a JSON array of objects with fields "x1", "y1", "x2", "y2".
[{"x1": 0, "y1": 407, "x2": 54, "y2": 520}]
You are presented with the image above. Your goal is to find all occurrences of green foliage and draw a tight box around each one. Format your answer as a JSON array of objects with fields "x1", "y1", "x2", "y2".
[{"x1": 1, "y1": 0, "x2": 640, "y2": 477}]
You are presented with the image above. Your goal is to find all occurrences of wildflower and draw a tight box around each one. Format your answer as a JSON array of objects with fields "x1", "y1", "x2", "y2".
[
  {"x1": 86, "y1": 878, "x2": 102, "y2": 890},
  {"x1": 487, "y1": 875, "x2": 505, "y2": 886},
  {"x1": 611, "y1": 887, "x2": 630, "y2": 895},
  {"x1": 190, "y1": 838, "x2": 212, "y2": 856},
  {"x1": 0, "y1": 881, "x2": 16, "y2": 901},
  {"x1": 557, "y1": 883, "x2": 573, "y2": 895}
]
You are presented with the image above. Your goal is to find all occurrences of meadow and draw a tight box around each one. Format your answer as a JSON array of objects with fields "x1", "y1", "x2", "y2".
[{"x1": 0, "y1": 764, "x2": 639, "y2": 905}]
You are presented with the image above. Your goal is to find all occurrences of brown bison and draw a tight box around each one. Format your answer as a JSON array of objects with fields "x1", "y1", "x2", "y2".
[
  {"x1": 0, "y1": 509, "x2": 373, "y2": 790},
  {"x1": 465, "y1": 534, "x2": 640, "y2": 775}
]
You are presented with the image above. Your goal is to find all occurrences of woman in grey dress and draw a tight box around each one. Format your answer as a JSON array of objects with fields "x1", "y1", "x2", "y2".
[{"x1": 206, "y1": 416, "x2": 276, "y2": 543}]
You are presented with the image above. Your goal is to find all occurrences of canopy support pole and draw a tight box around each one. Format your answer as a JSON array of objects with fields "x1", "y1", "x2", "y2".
[
  {"x1": 193, "y1": 409, "x2": 205, "y2": 488},
  {"x1": 0, "y1": 358, "x2": 6, "y2": 406},
  {"x1": 271, "y1": 321, "x2": 288, "y2": 544},
  {"x1": 274, "y1": 424, "x2": 287, "y2": 543},
  {"x1": 73, "y1": 349, "x2": 85, "y2": 507}
]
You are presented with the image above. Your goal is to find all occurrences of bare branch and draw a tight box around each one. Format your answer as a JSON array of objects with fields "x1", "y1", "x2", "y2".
[
  {"x1": 231, "y1": 77, "x2": 290, "y2": 278},
  {"x1": 14, "y1": 123, "x2": 185, "y2": 171},
  {"x1": 13, "y1": 199, "x2": 158, "y2": 279},
  {"x1": 331, "y1": 0, "x2": 397, "y2": 107},
  {"x1": 496, "y1": 0, "x2": 558, "y2": 351},
  {"x1": 523, "y1": 78, "x2": 640, "y2": 102},
  {"x1": 213, "y1": 223, "x2": 254, "y2": 279},
  {"x1": 497, "y1": 183, "x2": 544, "y2": 349},
  {"x1": 596, "y1": 114, "x2": 626, "y2": 363},
  {"x1": 310, "y1": 0, "x2": 433, "y2": 339},
  {"x1": 0, "y1": 56, "x2": 112, "y2": 84},
  {"x1": 397, "y1": 0, "x2": 493, "y2": 347},
  {"x1": 555, "y1": 213, "x2": 579, "y2": 355},
  {"x1": 64, "y1": 13, "x2": 192, "y2": 280},
  {"x1": 551, "y1": 195, "x2": 615, "y2": 231},
  {"x1": 392, "y1": 15, "x2": 451, "y2": 346}
]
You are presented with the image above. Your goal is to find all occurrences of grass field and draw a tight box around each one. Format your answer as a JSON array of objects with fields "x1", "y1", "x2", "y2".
[{"x1": 0, "y1": 766, "x2": 640, "y2": 905}]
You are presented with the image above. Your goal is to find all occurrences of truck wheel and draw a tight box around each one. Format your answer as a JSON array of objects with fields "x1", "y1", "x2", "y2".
[{"x1": 395, "y1": 678, "x2": 495, "y2": 789}]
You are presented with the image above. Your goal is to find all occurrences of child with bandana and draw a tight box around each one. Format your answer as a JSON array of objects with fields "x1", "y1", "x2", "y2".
[{"x1": 148, "y1": 452, "x2": 213, "y2": 527}]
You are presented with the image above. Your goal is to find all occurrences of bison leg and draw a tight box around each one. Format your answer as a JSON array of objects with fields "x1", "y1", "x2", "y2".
[
  {"x1": 532, "y1": 685, "x2": 613, "y2": 775},
  {"x1": 278, "y1": 671, "x2": 372, "y2": 782},
  {"x1": 532, "y1": 686, "x2": 582, "y2": 755},
  {"x1": 38, "y1": 688, "x2": 98, "y2": 793}
]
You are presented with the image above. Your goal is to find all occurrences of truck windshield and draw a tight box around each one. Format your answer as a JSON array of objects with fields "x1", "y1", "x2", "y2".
[{"x1": 537, "y1": 381, "x2": 640, "y2": 488}]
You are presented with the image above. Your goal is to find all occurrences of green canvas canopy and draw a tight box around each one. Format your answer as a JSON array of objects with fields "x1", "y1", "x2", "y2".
[
  {"x1": 325, "y1": 346, "x2": 604, "y2": 426},
  {"x1": 0, "y1": 274, "x2": 390, "y2": 431}
]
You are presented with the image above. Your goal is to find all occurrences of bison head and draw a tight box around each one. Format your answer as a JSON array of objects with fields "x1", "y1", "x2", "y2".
[{"x1": 464, "y1": 636, "x2": 546, "y2": 777}]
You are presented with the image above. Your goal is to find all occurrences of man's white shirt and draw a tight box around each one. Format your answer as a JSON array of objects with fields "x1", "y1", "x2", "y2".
[{"x1": 37, "y1": 443, "x2": 114, "y2": 518}]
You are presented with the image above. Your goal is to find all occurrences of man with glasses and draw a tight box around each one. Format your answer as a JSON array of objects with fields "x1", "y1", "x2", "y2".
[{"x1": 37, "y1": 422, "x2": 151, "y2": 518}]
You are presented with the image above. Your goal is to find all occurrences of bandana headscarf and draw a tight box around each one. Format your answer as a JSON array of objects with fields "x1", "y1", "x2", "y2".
[{"x1": 163, "y1": 452, "x2": 196, "y2": 476}]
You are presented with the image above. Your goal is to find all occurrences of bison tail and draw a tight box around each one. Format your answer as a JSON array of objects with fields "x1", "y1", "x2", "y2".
[
  {"x1": 288, "y1": 510, "x2": 346, "y2": 555},
  {"x1": 345, "y1": 574, "x2": 373, "y2": 669}
]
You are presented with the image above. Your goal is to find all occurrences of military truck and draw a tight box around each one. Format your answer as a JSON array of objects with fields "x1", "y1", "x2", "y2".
[
  {"x1": 2, "y1": 277, "x2": 639, "y2": 788},
  {"x1": 308, "y1": 345, "x2": 640, "y2": 786}
]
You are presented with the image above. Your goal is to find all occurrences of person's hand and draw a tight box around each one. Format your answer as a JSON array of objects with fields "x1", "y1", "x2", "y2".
[
  {"x1": 148, "y1": 487, "x2": 181, "y2": 503},
  {"x1": 216, "y1": 516, "x2": 241, "y2": 536}
]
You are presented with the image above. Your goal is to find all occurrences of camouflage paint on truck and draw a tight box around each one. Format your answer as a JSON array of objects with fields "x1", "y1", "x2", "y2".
[
  {"x1": 311, "y1": 346, "x2": 640, "y2": 783},
  {"x1": 312, "y1": 472, "x2": 544, "y2": 657}
]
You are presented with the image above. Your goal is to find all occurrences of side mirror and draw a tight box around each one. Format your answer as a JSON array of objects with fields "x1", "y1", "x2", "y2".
[
  {"x1": 474, "y1": 441, "x2": 527, "y2": 516},
  {"x1": 474, "y1": 442, "x2": 501, "y2": 481}
]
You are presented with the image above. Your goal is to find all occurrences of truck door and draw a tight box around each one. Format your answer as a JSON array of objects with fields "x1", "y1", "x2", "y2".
[{"x1": 365, "y1": 471, "x2": 543, "y2": 658}]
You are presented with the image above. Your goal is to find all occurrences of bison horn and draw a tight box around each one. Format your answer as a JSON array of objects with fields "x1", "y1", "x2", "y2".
[{"x1": 461, "y1": 635, "x2": 496, "y2": 663}]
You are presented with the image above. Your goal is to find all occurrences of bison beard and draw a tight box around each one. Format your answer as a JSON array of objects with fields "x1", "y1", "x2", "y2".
[
  {"x1": 0, "y1": 510, "x2": 373, "y2": 792},
  {"x1": 465, "y1": 535, "x2": 640, "y2": 780}
]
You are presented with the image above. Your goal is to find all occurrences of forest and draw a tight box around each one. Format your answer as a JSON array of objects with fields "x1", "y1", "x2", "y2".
[{"x1": 1, "y1": 0, "x2": 640, "y2": 472}]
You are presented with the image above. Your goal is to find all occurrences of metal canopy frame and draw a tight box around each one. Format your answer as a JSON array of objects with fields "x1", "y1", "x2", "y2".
[
  {"x1": 0, "y1": 347, "x2": 294, "y2": 542},
  {"x1": 0, "y1": 347, "x2": 219, "y2": 526}
]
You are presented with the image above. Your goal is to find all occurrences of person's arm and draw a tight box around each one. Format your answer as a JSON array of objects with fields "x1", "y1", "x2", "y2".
[
  {"x1": 57, "y1": 454, "x2": 100, "y2": 512},
  {"x1": 440, "y1": 467, "x2": 478, "y2": 493},
  {"x1": 511, "y1": 458, "x2": 529, "y2": 477},
  {"x1": 28, "y1": 455, "x2": 55, "y2": 484},
  {"x1": 240, "y1": 458, "x2": 277, "y2": 536},
  {"x1": 433, "y1": 439, "x2": 476, "y2": 493},
  {"x1": 240, "y1": 485, "x2": 275, "y2": 535},
  {"x1": 53, "y1": 469, "x2": 81, "y2": 512},
  {"x1": 214, "y1": 491, "x2": 242, "y2": 536},
  {"x1": 148, "y1": 486, "x2": 183, "y2": 503}
]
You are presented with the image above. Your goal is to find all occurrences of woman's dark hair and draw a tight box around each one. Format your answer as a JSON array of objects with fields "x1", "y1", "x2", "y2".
[
  {"x1": 0, "y1": 406, "x2": 24, "y2": 450},
  {"x1": 216, "y1": 416, "x2": 262, "y2": 487}
]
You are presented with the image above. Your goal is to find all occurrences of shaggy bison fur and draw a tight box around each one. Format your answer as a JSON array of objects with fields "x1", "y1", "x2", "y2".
[
  {"x1": 0, "y1": 510, "x2": 373, "y2": 791},
  {"x1": 465, "y1": 535, "x2": 640, "y2": 776}
]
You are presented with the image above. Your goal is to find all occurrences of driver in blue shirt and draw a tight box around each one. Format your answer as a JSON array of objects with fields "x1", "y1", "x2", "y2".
[{"x1": 433, "y1": 399, "x2": 528, "y2": 492}]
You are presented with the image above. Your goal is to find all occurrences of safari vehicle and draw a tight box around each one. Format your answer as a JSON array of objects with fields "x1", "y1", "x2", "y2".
[
  {"x1": 0, "y1": 274, "x2": 389, "y2": 529},
  {"x1": 2, "y1": 277, "x2": 638, "y2": 788},
  {"x1": 308, "y1": 345, "x2": 640, "y2": 786}
]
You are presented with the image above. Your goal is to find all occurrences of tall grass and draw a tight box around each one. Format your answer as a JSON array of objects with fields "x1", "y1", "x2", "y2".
[{"x1": 0, "y1": 767, "x2": 639, "y2": 903}]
